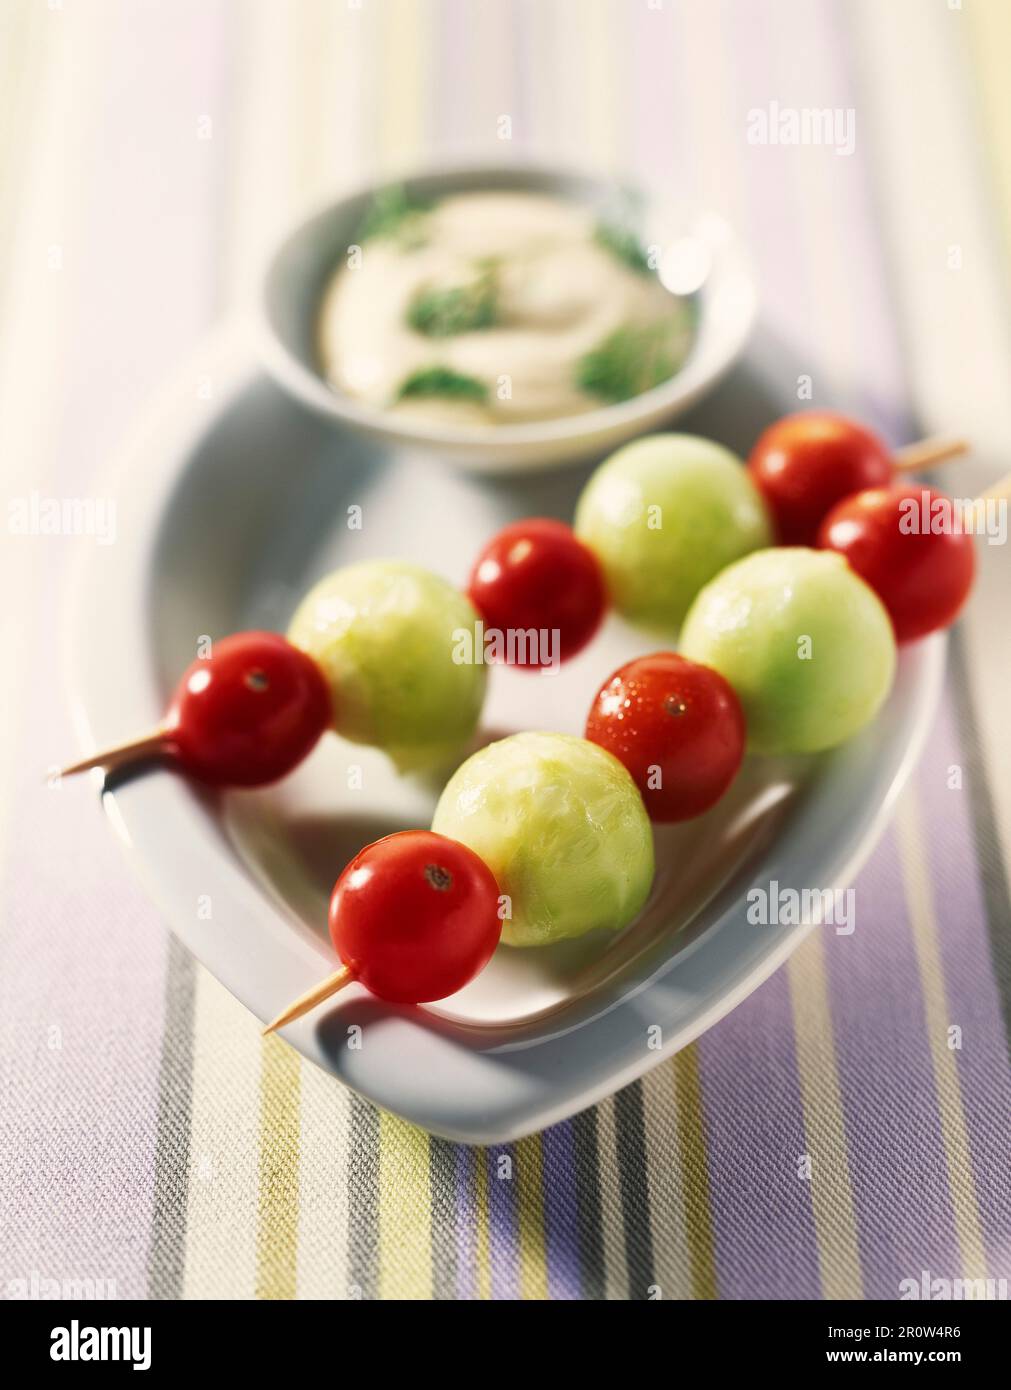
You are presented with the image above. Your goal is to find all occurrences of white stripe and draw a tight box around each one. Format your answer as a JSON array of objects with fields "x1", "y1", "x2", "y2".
[
  {"x1": 223, "y1": 0, "x2": 303, "y2": 309},
  {"x1": 322, "y1": 1, "x2": 377, "y2": 190},
  {"x1": 677, "y1": 0, "x2": 748, "y2": 223},
  {"x1": 296, "y1": 1060, "x2": 353, "y2": 1298},
  {"x1": 184, "y1": 0, "x2": 307, "y2": 1296},
  {"x1": 851, "y1": 0, "x2": 1011, "y2": 865},
  {"x1": 851, "y1": 0, "x2": 1011, "y2": 459},
  {"x1": 594, "y1": 1096, "x2": 631, "y2": 1299},
  {"x1": 0, "y1": 3, "x2": 47, "y2": 842}
]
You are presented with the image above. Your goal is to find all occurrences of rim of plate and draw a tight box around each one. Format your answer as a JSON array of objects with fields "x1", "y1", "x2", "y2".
[{"x1": 61, "y1": 324, "x2": 946, "y2": 1142}]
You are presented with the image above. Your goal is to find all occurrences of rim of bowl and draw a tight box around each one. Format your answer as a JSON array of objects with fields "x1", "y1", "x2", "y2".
[{"x1": 257, "y1": 158, "x2": 758, "y2": 452}]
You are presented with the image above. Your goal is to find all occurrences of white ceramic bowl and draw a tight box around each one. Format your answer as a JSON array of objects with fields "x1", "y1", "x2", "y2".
[
  {"x1": 64, "y1": 328, "x2": 944, "y2": 1143},
  {"x1": 259, "y1": 162, "x2": 757, "y2": 472}
]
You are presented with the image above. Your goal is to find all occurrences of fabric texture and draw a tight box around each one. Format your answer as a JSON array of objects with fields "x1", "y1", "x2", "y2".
[{"x1": 1, "y1": 0, "x2": 1009, "y2": 1301}]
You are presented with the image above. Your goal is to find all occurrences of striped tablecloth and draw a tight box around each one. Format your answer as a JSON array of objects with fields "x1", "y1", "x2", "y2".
[{"x1": 2, "y1": 0, "x2": 1009, "y2": 1301}]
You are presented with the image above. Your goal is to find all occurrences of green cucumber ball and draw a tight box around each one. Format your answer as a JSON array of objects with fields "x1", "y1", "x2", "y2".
[
  {"x1": 288, "y1": 560, "x2": 487, "y2": 770},
  {"x1": 574, "y1": 433, "x2": 772, "y2": 633},
  {"x1": 680, "y1": 547, "x2": 897, "y2": 755},
  {"x1": 432, "y1": 732, "x2": 654, "y2": 948}
]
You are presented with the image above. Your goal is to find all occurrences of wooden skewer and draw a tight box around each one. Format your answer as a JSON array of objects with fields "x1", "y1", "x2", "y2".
[
  {"x1": 975, "y1": 467, "x2": 1011, "y2": 505},
  {"x1": 892, "y1": 436, "x2": 969, "y2": 473},
  {"x1": 59, "y1": 728, "x2": 170, "y2": 778},
  {"x1": 262, "y1": 965, "x2": 353, "y2": 1036}
]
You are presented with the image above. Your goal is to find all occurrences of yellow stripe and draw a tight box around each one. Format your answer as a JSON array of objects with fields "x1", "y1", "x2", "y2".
[
  {"x1": 895, "y1": 794, "x2": 989, "y2": 1278},
  {"x1": 786, "y1": 936, "x2": 864, "y2": 1298},
  {"x1": 579, "y1": 0, "x2": 620, "y2": 171},
  {"x1": 967, "y1": 0, "x2": 1011, "y2": 264},
  {"x1": 514, "y1": 1134, "x2": 549, "y2": 1299},
  {"x1": 475, "y1": 1148, "x2": 492, "y2": 1300},
  {"x1": 293, "y1": 0, "x2": 329, "y2": 204},
  {"x1": 548, "y1": 0, "x2": 620, "y2": 170},
  {"x1": 640, "y1": 1060, "x2": 695, "y2": 1298},
  {"x1": 183, "y1": 974, "x2": 260, "y2": 1299},
  {"x1": 257, "y1": 1035, "x2": 302, "y2": 1299},
  {"x1": 672, "y1": 1046, "x2": 718, "y2": 1299},
  {"x1": 377, "y1": 1114, "x2": 433, "y2": 1298},
  {"x1": 378, "y1": 0, "x2": 430, "y2": 169}
]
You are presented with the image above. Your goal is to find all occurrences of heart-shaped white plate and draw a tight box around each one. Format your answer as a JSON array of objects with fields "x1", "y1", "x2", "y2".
[{"x1": 64, "y1": 328, "x2": 943, "y2": 1143}]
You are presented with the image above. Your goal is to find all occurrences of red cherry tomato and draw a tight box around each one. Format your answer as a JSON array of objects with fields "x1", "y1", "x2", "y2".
[
  {"x1": 817, "y1": 483, "x2": 976, "y2": 643},
  {"x1": 585, "y1": 652, "x2": 746, "y2": 822},
  {"x1": 329, "y1": 831, "x2": 502, "y2": 1003},
  {"x1": 166, "y1": 631, "x2": 332, "y2": 786},
  {"x1": 748, "y1": 411, "x2": 893, "y2": 545},
  {"x1": 467, "y1": 518, "x2": 607, "y2": 667}
]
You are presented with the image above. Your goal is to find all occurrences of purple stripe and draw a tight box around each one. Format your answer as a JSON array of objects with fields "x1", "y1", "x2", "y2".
[
  {"x1": 435, "y1": 0, "x2": 472, "y2": 156},
  {"x1": 0, "y1": 0, "x2": 233, "y2": 1298},
  {"x1": 454, "y1": 1143, "x2": 477, "y2": 1299},
  {"x1": 510, "y1": 0, "x2": 532, "y2": 154},
  {"x1": 803, "y1": 0, "x2": 976, "y2": 1295},
  {"x1": 685, "y1": 0, "x2": 829, "y2": 1302},
  {"x1": 486, "y1": 1145, "x2": 520, "y2": 1299},
  {"x1": 734, "y1": 0, "x2": 911, "y2": 437},
  {"x1": 0, "y1": 659, "x2": 170, "y2": 1300},
  {"x1": 540, "y1": 1120, "x2": 583, "y2": 1299},
  {"x1": 435, "y1": 0, "x2": 530, "y2": 160},
  {"x1": 816, "y1": 0, "x2": 914, "y2": 435},
  {"x1": 698, "y1": 970, "x2": 823, "y2": 1298},
  {"x1": 723, "y1": 0, "x2": 975, "y2": 1302},
  {"x1": 915, "y1": 676, "x2": 1011, "y2": 1276},
  {"x1": 627, "y1": 0, "x2": 689, "y2": 188},
  {"x1": 825, "y1": 831, "x2": 962, "y2": 1297},
  {"x1": 730, "y1": 0, "x2": 825, "y2": 363}
]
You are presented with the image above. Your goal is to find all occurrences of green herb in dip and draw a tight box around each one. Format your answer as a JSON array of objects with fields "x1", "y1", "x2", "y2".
[
  {"x1": 407, "y1": 263, "x2": 498, "y2": 338},
  {"x1": 397, "y1": 366, "x2": 488, "y2": 403},
  {"x1": 358, "y1": 184, "x2": 432, "y2": 247},
  {"x1": 318, "y1": 189, "x2": 693, "y2": 426},
  {"x1": 578, "y1": 320, "x2": 679, "y2": 403},
  {"x1": 593, "y1": 220, "x2": 653, "y2": 275}
]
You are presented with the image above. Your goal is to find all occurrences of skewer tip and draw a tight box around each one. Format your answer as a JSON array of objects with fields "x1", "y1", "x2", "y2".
[
  {"x1": 893, "y1": 436, "x2": 970, "y2": 473},
  {"x1": 262, "y1": 965, "x2": 354, "y2": 1036},
  {"x1": 58, "y1": 729, "x2": 169, "y2": 779}
]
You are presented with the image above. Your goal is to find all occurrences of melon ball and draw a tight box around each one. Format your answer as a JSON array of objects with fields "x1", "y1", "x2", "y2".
[
  {"x1": 680, "y1": 547, "x2": 896, "y2": 755},
  {"x1": 432, "y1": 732, "x2": 654, "y2": 947},
  {"x1": 574, "y1": 433, "x2": 772, "y2": 632},
  {"x1": 288, "y1": 560, "x2": 487, "y2": 770}
]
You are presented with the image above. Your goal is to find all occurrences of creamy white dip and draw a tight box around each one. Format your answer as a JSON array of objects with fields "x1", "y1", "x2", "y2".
[{"x1": 318, "y1": 190, "x2": 693, "y2": 427}]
